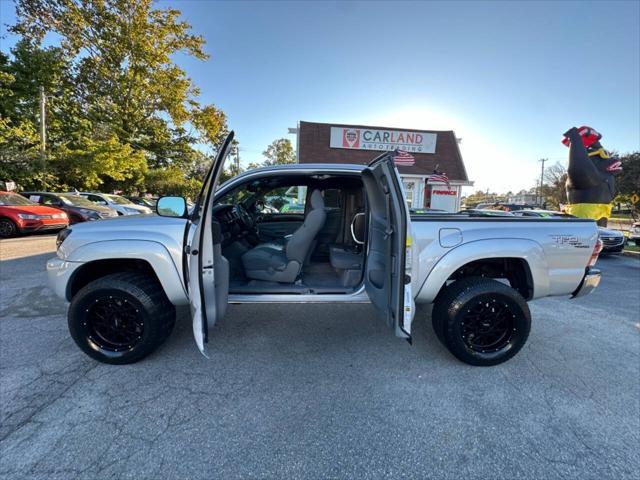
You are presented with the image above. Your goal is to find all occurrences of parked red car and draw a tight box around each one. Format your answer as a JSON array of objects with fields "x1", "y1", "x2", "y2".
[{"x1": 0, "y1": 191, "x2": 69, "y2": 238}]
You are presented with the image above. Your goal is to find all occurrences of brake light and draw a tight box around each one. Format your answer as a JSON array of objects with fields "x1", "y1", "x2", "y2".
[{"x1": 588, "y1": 239, "x2": 603, "y2": 267}]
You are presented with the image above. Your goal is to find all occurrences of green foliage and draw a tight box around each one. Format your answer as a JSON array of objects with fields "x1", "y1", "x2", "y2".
[
  {"x1": 144, "y1": 167, "x2": 202, "y2": 200},
  {"x1": 53, "y1": 136, "x2": 147, "y2": 192},
  {"x1": 1, "y1": 0, "x2": 228, "y2": 194},
  {"x1": 616, "y1": 152, "x2": 640, "y2": 202},
  {"x1": 0, "y1": 117, "x2": 45, "y2": 189},
  {"x1": 462, "y1": 190, "x2": 506, "y2": 208},
  {"x1": 262, "y1": 138, "x2": 295, "y2": 166}
]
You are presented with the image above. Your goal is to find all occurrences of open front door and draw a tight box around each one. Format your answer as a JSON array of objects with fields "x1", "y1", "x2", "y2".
[
  {"x1": 188, "y1": 133, "x2": 234, "y2": 356},
  {"x1": 362, "y1": 153, "x2": 415, "y2": 341}
]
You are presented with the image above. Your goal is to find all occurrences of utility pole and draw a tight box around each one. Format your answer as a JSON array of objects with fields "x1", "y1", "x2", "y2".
[
  {"x1": 538, "y1": 158, "x2": 547, "y2": 206},
  {"x1": 235, "y1": 148, "x2": 240, "y2": 174},
  {"x1": 39, "y1": 86, "x2": 46, "y2": 152}
]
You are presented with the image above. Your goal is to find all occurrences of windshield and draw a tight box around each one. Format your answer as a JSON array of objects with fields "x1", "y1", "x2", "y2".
[
  {"x1": 59, "y1": 194, "x2": 99, "y2": 207},
  {"x1": 105, "y1": 194, "x2": 133, "y2": 205},
  {"x1": 0, "y1": 193, "x2": 35, "y2": 206}
]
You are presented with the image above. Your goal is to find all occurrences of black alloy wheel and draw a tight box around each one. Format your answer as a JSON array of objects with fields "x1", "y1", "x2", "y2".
[
  {"x1": 86, "y1": 295, "x2": 144, "y2": 352},
  {"x1": 461, "y1": 298, "x2": 515, "y2": 353},
  {"x1": 0, "y1": 218, "x2": 17, "y2": 238},
  {"x1": 432, "y1": 277, "x2": 531, "y2": 366}
]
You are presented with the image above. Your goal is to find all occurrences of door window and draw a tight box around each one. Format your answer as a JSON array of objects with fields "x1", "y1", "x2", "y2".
[
  {"x1": 39, "y1": 195, "x2": 59, "y2": 206},
  {"x1": 86, "y1": 194, "x2": 107, "y2": 204},
  {"x1": 262, "y1": 186, "x2": 307, "y2": 214}
]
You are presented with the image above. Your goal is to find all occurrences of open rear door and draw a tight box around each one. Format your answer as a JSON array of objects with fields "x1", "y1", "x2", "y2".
[
  {"x1": 188, "y1": 133, "x2": 234, "y2": 356},
  {"x1": 362, "y1": 153, "x2": 415, "y2": 341}
]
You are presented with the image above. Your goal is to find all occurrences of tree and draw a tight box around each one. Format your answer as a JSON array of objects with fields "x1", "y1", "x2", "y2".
[
  {"x1": 144, "y1": 166, "x2": 201, "y2": 200},
  {"x1": 0, "y1": 117, "x2": 46, "y2": 189},
  {"x1": 0, "y1": 40, "x2": 78, "y2": 189},
  {"x1": 541, "y1": 162, "x2": 568, "y2": 209},
  {"x1": 616, "y1": 152, "x2": 640, "y2": 201},
  {"x1": 54, "y1": 136, "x2": 147, "y2": 192},
  {"x1": 8, "y1": 0, "x2": 229, "y2": 183},
  {"x1": 262, "y1": 138, "x2": 295, "y2": 166}
]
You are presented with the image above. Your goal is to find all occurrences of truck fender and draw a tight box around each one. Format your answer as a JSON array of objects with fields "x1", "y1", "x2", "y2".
[
  {"x1": 66, "y1": 240, "x2": 189, "y2": 306},
  {"x1": 415, "y1": 238, "x2": 550, "y2": 304}
]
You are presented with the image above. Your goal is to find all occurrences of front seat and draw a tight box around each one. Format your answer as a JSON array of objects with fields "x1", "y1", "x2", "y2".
[{"x1": 242, "y1": 189, "x2": 326, "y2": 283}]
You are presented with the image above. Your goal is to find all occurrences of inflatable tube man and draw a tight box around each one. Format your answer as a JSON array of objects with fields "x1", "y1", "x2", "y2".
[{"x1": 562, "y1": 126, "x2": 622, "y2": 226}]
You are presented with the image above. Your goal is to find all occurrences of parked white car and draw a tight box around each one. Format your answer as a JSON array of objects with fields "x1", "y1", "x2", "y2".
[
  {"x1": 49, "y1": 133, "x2": 602, "y2": 367},
  {"x1": 77, "y1": 192, "x2": 152, "y2": 216}
]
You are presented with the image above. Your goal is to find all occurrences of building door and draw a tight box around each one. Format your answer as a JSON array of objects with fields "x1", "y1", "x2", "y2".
[{"x1": 401, "y1": 177, "x2": 422, "y2": 208}]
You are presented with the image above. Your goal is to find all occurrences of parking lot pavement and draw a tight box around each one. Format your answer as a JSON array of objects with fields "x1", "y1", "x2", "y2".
[{"x1": 1, "y1": 240, "x2": 638, "y2": 480}]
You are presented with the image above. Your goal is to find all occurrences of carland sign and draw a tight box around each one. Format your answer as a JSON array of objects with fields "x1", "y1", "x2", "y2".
[{"x1": 329, "y1": 127, "x2": 437, "y2": 153}]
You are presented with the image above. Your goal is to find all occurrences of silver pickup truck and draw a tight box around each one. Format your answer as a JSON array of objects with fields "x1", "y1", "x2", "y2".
[{"x1": 48, "y1": 133, "x2": 602, "y2": 366}]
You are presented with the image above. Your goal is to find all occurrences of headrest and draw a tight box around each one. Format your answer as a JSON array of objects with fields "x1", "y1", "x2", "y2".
[{"x1": 309, "y1": 189, "x2": 324, "y2": 209}]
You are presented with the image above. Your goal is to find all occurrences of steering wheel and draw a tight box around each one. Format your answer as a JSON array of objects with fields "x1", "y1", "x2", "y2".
[{"x1": 234, "y1": 204, "x2": 257, "y2": 233}]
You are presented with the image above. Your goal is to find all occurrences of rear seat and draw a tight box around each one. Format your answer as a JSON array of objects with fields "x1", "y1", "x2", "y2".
[
  {"x1": 329, "y1": 245, "x2": 363, "y2": 270},
  {"x1": 329, "y1": 212, "x2": 365, "y2": 287}
]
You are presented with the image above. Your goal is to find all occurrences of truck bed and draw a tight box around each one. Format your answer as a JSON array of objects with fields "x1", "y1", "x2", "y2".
[{"x1": 408, "y1": 214, "x2": 598, "y2": 304}]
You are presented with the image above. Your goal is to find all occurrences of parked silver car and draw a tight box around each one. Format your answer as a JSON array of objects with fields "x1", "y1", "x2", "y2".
[{"x1": 76, "y1": 192, "x2": 153, "y2": 216}]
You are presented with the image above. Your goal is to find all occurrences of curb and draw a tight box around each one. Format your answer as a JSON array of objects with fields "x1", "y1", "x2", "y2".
[{"x1": 622, "y1": 250, "x2": 640, "y2": 259}]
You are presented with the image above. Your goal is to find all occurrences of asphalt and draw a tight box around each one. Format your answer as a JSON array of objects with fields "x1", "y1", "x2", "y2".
[{"x1": 0, "y1": 235, "x2": 639, "y2": 479}]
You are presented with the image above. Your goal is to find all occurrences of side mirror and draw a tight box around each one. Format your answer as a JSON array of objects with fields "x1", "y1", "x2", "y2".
[{"x1": 156, "y1": 196, "x2": 187, "y2": 218}]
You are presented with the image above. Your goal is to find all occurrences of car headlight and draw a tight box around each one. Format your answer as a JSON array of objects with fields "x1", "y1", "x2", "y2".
[
  {"x1": 53, "y1": 213, "x2": 67, "y2": 219},
  {"x1": 56, "y1": 228, "x2": 72, "y2": 249},
  {"x1": 18, "y1": 213, "x2": 40, "y2": 220}
]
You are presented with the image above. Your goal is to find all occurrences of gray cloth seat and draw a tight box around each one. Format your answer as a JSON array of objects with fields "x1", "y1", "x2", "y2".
[
  {"x1": 329, "y1": 245, "x2": 363, "y2": 270},
  {"x1": 329, "y1": 210, "x2": 365, "y2": 270},
  {"x1": 242, "y1": 189, "x2": 327, "y2": 283}
]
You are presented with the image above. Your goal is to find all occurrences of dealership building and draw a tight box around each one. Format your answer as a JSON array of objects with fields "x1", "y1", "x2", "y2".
[{"x1": 297, "y1": 121, "x2": 473, "y2": 212}]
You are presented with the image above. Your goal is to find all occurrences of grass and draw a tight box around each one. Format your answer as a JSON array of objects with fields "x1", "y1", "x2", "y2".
[{"x1": 624, "y1": 243, "x2": 640, "y2": 253}]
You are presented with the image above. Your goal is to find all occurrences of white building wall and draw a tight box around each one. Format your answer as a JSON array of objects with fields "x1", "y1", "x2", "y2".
[{"x1": 399, "y1": 174, "x2": 467, "y2": 212}]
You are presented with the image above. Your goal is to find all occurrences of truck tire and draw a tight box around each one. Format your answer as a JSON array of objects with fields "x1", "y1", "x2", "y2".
[
  {"x1": 68, "y1": 272, "x2": 176, "y2": 365},
  {"x1": 432, "y1": 277, "x2": 531, "y2": 366}
]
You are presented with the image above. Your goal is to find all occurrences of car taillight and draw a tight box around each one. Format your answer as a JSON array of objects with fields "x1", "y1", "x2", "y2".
[{"x1": 588, "y1": 238, "x2": 603, "y2": 267}]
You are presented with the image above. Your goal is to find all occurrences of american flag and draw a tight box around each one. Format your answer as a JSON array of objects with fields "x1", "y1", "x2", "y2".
[
  {"x1": 428, "y1": 171, "x2": 450, "y2": 188},
  {"x1": 393, "y1": 149, "x2": 415, "y2": 166}
]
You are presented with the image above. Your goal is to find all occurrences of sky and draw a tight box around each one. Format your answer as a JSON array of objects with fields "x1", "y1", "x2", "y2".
[{"x1": 1, "y1": 0, "x2": 639, "y2": 194}]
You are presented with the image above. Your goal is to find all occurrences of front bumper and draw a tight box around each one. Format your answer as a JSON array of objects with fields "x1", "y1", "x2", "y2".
[
  {"x1": 47, "y1": 256, "x2": 83, "y2": 301},
  {"x1": 20, "y1": 221, "x2": 69, "y2": 233},
  {"x1": 601, "y1": 244, "x2": 624, "y2": 254},
  {"x1": 571, "y1": 267, "x2": 601, "y2": 299}
]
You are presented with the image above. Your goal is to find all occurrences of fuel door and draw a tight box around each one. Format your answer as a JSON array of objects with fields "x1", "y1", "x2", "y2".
[{"x1": 439, "y1": 228, "x2": 462, "y2": 248}]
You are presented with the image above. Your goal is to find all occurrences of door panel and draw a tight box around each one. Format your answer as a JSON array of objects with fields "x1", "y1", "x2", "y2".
[
  {"x1": 362, "y1": 153, "x2": 414, "y2": 340},
  {"x1": 188, "y1": 132, "x2": 234, "y2": 356}
]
